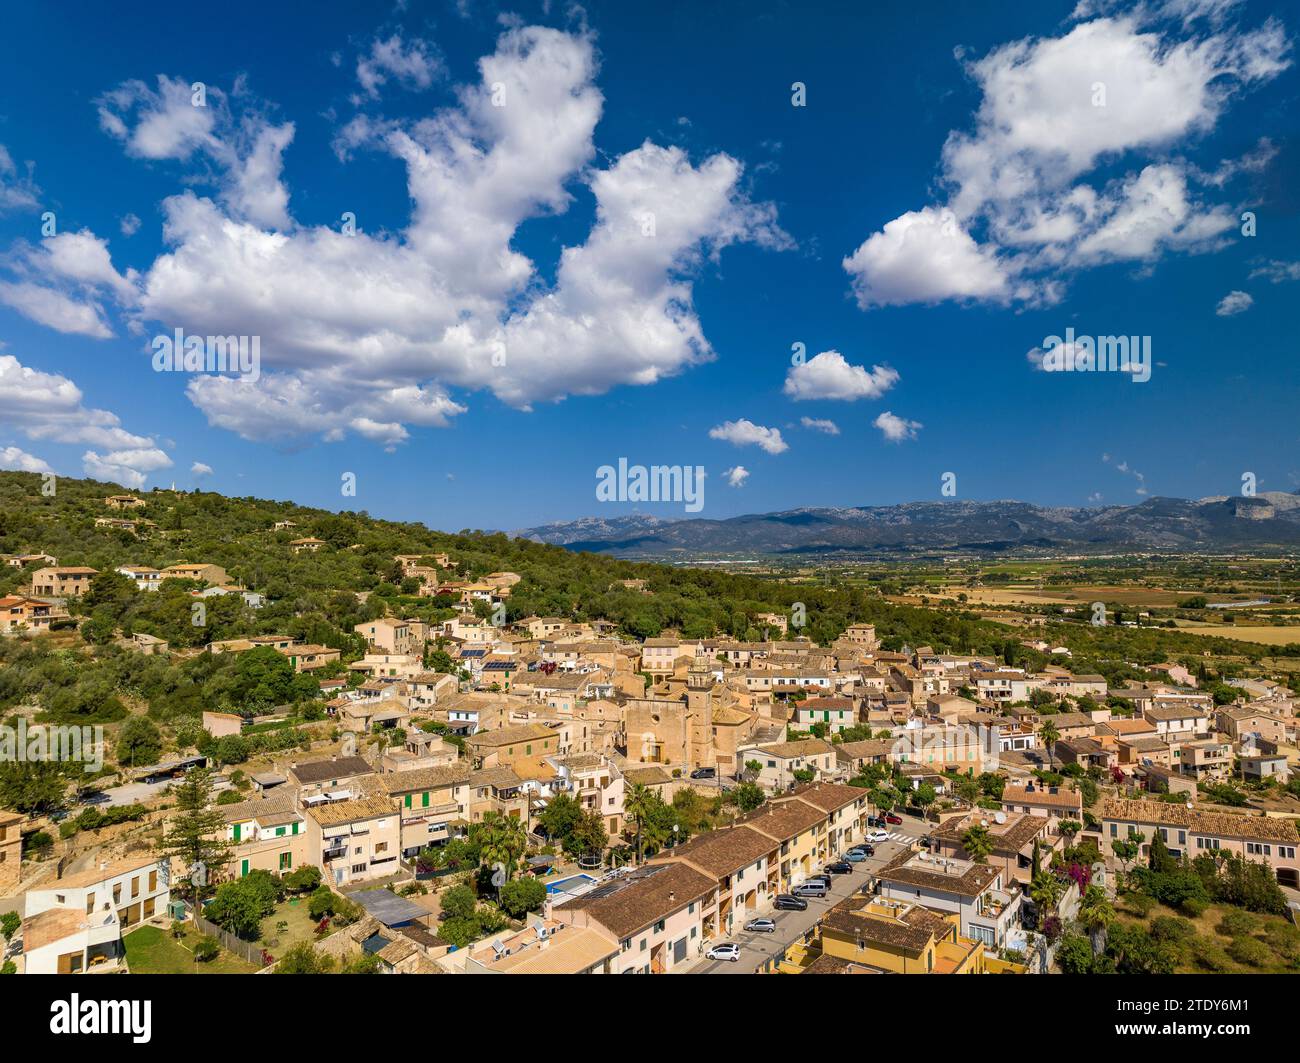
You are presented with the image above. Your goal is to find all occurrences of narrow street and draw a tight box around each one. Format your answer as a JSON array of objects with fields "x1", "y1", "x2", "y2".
[{"x1": 688, "y1": 811, "x2": 931, "y2": 974}]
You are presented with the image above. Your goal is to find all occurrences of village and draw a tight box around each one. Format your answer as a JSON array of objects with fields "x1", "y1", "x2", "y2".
[{"x1": 2, "y1": 492, "x2": 1298, "y2": 978}]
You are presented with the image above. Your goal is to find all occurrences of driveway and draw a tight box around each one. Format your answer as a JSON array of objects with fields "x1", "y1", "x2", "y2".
[{"x1": 689, "y1": 811, "x2": 931, "y2": 974}]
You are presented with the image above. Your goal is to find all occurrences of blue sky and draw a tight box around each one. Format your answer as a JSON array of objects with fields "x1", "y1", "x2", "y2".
[{"x1": 0, "y1": 0, "x2": 1297, "y2": 531}]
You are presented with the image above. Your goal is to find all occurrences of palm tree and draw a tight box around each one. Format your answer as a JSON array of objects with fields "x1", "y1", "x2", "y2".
[
  {"x1": 1076, "y1": 884, "x2": 1115, "y2": 958},
  {"x1": 478, "y1": 812, "x2": 527, "y2": 888},
  {"x1": 1039, "y1": 720, "x2": 1060, "y2": 770},
  {"x1": 1030, "y1": 869, "x2": 1063, "y2": 913},
  {"x1": 624, "y1": 783, "x2": 654, "y2": 865},
  {"x1": 961, "y1": 823, "x2": 994, "y2": 863}
]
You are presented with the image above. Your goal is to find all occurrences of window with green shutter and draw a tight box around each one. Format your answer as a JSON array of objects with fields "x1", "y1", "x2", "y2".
[
  {"x1": 405, "y1": 794, "x2": 412, "y2": 808},
  {"x1": 422, "y1": 792, "x2": 430, "y2": 807}
]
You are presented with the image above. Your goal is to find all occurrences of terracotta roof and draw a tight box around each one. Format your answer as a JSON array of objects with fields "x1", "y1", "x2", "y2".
[
  {"x1": 561, "y1": 863, "x2": 715, "y2": 939},
  {"x1": 379, "y1": 763, "x2": 471, "y2": 794},
  {"x1": 305, "y1": 795, "x2": 397, "y2": 826},
  {"x1": 290, "y1": 755, "x2": 375, "y2": 784},
  {"x1": 466, "y1": 722, "x2": 556, "y2": 747},
  {"x1": 755, "y1": 738, "x2": 836, "y2": 759},
  {"x1": 24, "y1": 908, "x2": 113, "y2": 953},
  {"x1": 735, "y1": 799, "x2": 825, "y2": 842},
  {"x1": 878, "y1": 851, "x2": 1000, "y2": 897},
  {"x1": 622, "y1": 766, "x2": 673, "y2": 786},
  {"x1": 1100, "y1": 798, "x2": 1300, "y2": 843},
  {"x1": 650, "y1": 825, "x2": 775, "y2": 878},
  {"x1": 780, "y1": 781, "x2": 866, "y2": 814}
]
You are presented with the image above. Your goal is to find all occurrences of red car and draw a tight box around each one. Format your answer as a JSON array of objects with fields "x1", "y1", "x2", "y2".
[{"x1": 884, "y1": 813, "x2": 903, "y2": 825}]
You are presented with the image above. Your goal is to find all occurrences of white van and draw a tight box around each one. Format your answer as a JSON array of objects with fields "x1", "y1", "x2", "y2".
[{"x1": 792, "y1": 880, "x2": 829, "y2": 898}]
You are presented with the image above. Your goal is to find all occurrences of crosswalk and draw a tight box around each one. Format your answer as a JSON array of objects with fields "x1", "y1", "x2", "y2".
[{"x1": 885, "y1": 831, "x2": 919, "y2": 845}]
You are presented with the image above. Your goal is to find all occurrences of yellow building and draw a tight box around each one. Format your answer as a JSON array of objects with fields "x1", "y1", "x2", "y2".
[{"x1": 816, "y1": 895, "x2": 986, "y2": 974}]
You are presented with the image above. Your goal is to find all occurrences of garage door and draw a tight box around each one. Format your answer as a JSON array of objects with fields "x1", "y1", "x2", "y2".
[{"x1": 672, "y1": 937, "x2": 687, "y2": 964}]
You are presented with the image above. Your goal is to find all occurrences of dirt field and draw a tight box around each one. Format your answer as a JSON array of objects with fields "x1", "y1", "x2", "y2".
[{"x1": 1172, "y1": 622, "x2": 1300, "y2": 645}]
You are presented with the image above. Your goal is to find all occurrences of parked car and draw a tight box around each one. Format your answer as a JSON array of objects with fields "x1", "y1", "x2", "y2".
[
  {"x1": 793, "y1": 881, "x2": 829, "y2": 898},
  {"x1": 867, "y1": 815, "x2": 886, "y2": 828},
  {"x1": 744, "y1": 918, "x2": 777, "y2": 933},
  {"x1": 843, "y1": 849, "x2": 869, "y2": 862},
  {"x1": 707, "y1": 943, "x2": 741, "y2": 962},
  {"x1": 774, "y1": 894, "x2": 809, "y2": 911},
  {"x1": 689, "y1": 767, "x2": 716, "y2": 780},
  {"x1": 884, "y1": 812, "x2": 904, "y2": 825},
  {"x1": 848, "y1": 842, "x2": 875, "y2": 856},
  {"x1": 824, "y1": 861, "x2": 853, "y2": 875},
  {"x1": 866, "y1": 828, "x2": 889, "y2": 843},
  {"x1": 807, "y1": 873, "x2": 832, "y2": 885}
]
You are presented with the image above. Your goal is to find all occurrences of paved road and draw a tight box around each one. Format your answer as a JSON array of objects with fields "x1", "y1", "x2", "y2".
[{"x1": 690, "y1": 811, "x2": 931, "y2": 974}]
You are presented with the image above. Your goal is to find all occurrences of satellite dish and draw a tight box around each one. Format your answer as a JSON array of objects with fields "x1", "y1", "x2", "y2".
[{"x1": 994, "y1": 811, "x2": 1007, "y2": 824}]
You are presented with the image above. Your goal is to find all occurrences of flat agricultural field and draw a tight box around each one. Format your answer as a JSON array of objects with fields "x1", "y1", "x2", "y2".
[
  {"x1": 942, "y1": 585, "x2": 1202, "y2": 608},
  {"x1": 1172, "y1": 622, "x2": 1300, "y2": 645}
]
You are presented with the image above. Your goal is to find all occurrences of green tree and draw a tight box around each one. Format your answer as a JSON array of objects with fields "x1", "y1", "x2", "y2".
[
  {"x1": 733, "y1": 782, "x2": 765, "y2": 813},
  {"x1": 1038, "y1": 719, "x2": 1060, "y2": 770},
  {"x1": 1055, "y1": 933, "x2": 1095, "y2": 974},
  {"x1": 1111, "y1": 829, "x2": 1142, "y2": 882},
  {"x1": 961, "y1": 823, "x2": 994, "y2": 863},
  {"x1": 624, "y1": 783, "x2": 656, "y2": 864},
  {"x1": 1076, "y1": 883, "x2": 1116, "y2": 957},
  {"x1": 475, "y1": 812, "x2": 527, "y2": 886},
  {"x1": 115, "y1": 716, "x2": 162, "y2": 768},
  {"x1": 275, "y1": 941, "x2": 336, "y2": 974},
  {"x1": 498, "y1": 877, "x2": 546, "y2": 918},
  {"x1": 206, "y1": 870, "x2": 283, "y2": 939},
  {"x1": 536, "y1": 793, "x2": 582, "y2": 842},
  {"x1": 1030, "y1": 869, "x2": 1063, "y2": 912},
  {"x1": 1148, "y1": 831, "x2": 1177, "y2": 874},
  {"x1": 160, "y1": 767, "x2": 234, "y2": 911},
  {"x1": 0, "y1": 761, "x2": 66, "y2": 814}
]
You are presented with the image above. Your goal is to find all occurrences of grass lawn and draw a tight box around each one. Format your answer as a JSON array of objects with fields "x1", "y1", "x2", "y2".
[
  {"x1": 1115, "y1": 894, "x2": 1300, "y2": 974},
  {"x1": 259, "y1": 895, "x2": 321, "y2": 958},
  {"x1": 123, "y1": 924, "x2": 258, "y2": 975}
]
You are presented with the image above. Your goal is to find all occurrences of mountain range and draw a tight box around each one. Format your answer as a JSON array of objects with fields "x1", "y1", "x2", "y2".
[{"x1": 513, "y1": 493, "x2": 1300, "y2": 557}]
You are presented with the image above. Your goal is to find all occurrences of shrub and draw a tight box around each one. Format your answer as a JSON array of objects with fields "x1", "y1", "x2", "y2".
[
  {"x1": 192, "y1": 936, "x2": 220, "y2": 963},
  {"x1": 1123, "y1": 893, "x2": 1155, "y2": 918},
  {"x1": 1215, "y1": 910, "x2": 1259, "y2": 938},
  {"x1": 1054, "y1": 933, "x2": 1094, "y2": 974},
  {"x1": 275, "y1": 941, "x2": 335, "y2": 974},
  {"x1": 1188, "y1": 936, "x2": 1234, "y2": 972},
  {"x1": 283, "y1": 866, "x2": 322, "y2": 894},
  {"x1": 1226, "y1": 935, "x2": 1273, "y2": 968},
  {"x1": 1180, "y1": 897, "x2": 1208, "y2": 918},
  {"x1": 307, "y1": 886, "x2": 342, "y2": 921},
  {"x1": 498, "y1": 877, "x2": 546, "y2": 919},
  {"x1": 1150, "y1": 916, "x2": 1196, "y2": 944},
  {"x1": 1260, "y1": 921, "x2": 1300, "y2": 960}
]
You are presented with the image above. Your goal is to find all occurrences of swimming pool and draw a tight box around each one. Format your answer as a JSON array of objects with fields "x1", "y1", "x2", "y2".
[{"x1": 546, "y1": 873, "x2": 598, "y2": 895}]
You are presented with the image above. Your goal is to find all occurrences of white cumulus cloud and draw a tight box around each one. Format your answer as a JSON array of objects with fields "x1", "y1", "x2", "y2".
[
  {"x1": 873, "y1": 411, "x2": 922, "y2": 442},
  {"x1": 709, "y1": 419, "x2": 788, "y2": 454},
  {"x1": 1215, "y1": 289, "x2": 1253, "y2": 315},
  {"x1": 783, "y1": 350, "x2": 899, "y2": 400}
]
